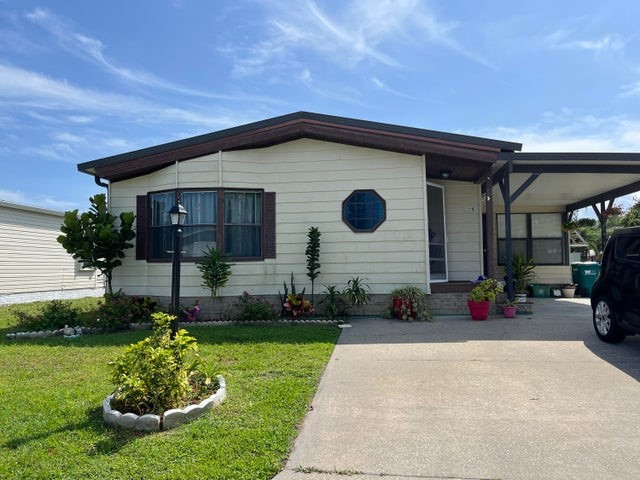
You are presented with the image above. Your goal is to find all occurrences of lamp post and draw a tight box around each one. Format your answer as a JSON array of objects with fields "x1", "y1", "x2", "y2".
[{"x1": 169, "y1": 203, "x2": 188, "y2": 337}]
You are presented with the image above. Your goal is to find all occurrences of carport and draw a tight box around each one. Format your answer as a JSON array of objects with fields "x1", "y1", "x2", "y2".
[{"x1": 483, "y1": 152, "x2": 640, "y2": 298}]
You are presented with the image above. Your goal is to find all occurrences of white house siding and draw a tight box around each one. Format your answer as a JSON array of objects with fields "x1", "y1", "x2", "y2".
[
  {"x1": 0, "y1": 201, "x2": 103, "y2": 301},
  {"x1": 108, "y1": 139, "x2": 429, "y2": 300},
  {"x1": 439, "y1": 180, "x2": 484, "y2": 282}
]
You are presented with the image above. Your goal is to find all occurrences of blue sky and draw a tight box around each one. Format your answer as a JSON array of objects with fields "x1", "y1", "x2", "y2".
[{"x1": 1, "y1": 0, "x2": 640, "y2": 212}]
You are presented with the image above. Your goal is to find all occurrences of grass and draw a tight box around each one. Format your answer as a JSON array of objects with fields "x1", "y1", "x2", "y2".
[{"x1": 0, "y1": 300, "x2": 340, "y2": 480}]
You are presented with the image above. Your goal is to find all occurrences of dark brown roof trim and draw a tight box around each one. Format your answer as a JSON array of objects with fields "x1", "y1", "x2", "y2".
[
  {"x1": 78, "y1": 111, "x2": 522, "y2": 182},
  {"x1": 499, "y1": 152, "x2": 640, "y2": 163}
]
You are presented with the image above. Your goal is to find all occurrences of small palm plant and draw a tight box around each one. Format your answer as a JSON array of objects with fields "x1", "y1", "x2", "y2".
[{"x1": 343, "y1": 276, "x2": 370, "y2": 314}]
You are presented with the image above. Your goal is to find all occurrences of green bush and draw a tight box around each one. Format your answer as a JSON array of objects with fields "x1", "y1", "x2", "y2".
[
  {"x1": 320, "y1": 285, "x2": 348, "y2": 319},
  {"x1": 231, "y1": 291, "x2": 279, "y2": 321},
  {"x1": 90, "y1": 293, "x2": 158, "y2": 330},
  {"x1": 109, "y1": 311, "x2": 218, "y2": 415},
  {"x1": 14, "y1": 300, "x2": 79, "y2": 331}
]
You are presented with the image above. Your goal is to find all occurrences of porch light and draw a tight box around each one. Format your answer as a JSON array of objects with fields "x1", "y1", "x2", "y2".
[
  {"x1": 169, "y1": 203, "x2": 188, "y2": 226},
  {"x1": 440, "y1": 169, "x2": 451, "y2": 179},
  {"x1": 169, "y1": 203, "x2": 188, "y2": 337}
]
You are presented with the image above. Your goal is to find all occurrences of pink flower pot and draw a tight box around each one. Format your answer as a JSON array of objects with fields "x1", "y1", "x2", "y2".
[{"x1": 468, "y1": 299, "x2": 491, "y2": 321}]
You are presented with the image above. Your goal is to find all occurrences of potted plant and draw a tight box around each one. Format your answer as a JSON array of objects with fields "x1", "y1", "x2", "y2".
[
  {"x1": 561, "y1": 283, "x2": 577, "y2": 298},
  {"x1": 390, "y1": 286, "x2": 431, "y2": 321},
  {"x1": 512, "y1": 254, "x2": 535, "y2": 303},
  {"x1": 468, "y1": 278, "x2": 503, "y2": 321},
  {"x1": 503, "y1": 299, "x2": 517, "y2": 318}
]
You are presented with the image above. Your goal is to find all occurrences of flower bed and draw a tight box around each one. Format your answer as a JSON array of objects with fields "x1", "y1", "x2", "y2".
[{"x1": 103, "y1": 375, "x2": 226, "y2": 431}]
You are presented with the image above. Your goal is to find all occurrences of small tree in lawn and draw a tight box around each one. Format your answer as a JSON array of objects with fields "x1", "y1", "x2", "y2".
[
  {"x1": 57, "y1": 193, "x2": 135, "y2": 297},
  {"x1": 305, "y1": 226, "x2": 321, "y2": 307},
  {"x1": 197, "y1": 246, "x2": 232, "y2": 320}
]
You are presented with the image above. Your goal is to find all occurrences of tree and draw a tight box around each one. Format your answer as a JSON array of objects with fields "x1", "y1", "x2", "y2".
[
  {"x1": 305, "y1": 226, "x2": 321, "y2": 306},
  {"x1": 197, "y1": 246, "x2": 232, "y2": 319},
  {"x1": 620, "y1": 198, "x2": 640, "y2": 227},
  {"x1": 57, "y1": 194, "x2": 135, "y2": 296}
]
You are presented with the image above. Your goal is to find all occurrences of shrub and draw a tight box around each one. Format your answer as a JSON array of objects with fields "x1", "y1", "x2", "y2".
[
  {"x1": 14, "y1": 300, "x2": 79, "y2": 331},
  {"x1": 390, "y1": 286, "x2": 431, "y2": 321},
  {"x1": 90, "y1": 293, "x2": 158, "y2": 330},
  {"x1": 109, "y1": 311, "x2": 218, "y2": 415},
  {"x1": 231, "y1": 292, "x2": 278, "y2": 321},
  {"x1": 343, "y1": 276, "x2": 370, "y2": 312},
  {"x1": 320, "y1": 285, "x2": 348, "y2": 319},
  {"x1": 283, "y1": 293, "x2": 313, "y2": 317}
]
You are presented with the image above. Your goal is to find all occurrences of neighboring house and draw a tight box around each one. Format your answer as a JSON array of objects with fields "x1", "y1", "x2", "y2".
[
  {"x1": 0, "y1": 200, "x2": 104, "y2": 305},
  {"x1": 77, "y1": 112, "x2": 640, "y2": 314}
]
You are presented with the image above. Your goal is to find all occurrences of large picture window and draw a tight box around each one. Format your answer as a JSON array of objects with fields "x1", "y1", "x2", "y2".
[
  {"x1": 497, "y1": 213, "x2": 564, "y2": 265},
  {"x1": 147, "y1": 189, "x2": 265, "y2": 261}
]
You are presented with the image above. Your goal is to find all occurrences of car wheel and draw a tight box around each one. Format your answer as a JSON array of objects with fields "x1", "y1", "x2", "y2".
[{"x1": 593, "y1": 298, "x2": 626, "y2": 343}]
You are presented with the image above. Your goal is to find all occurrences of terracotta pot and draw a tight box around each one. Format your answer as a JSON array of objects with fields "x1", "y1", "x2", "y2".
[{"x1": 468, "y1": 299, "x2": 491, "y2": 321}]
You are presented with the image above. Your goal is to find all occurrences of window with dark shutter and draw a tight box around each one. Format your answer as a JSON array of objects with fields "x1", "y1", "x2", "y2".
[
  {"x1": 264, "y1": 192, "x2": 276, "y2": 258},
  {"x1": 141, "y1": 189, "x2": 276, "y2": 262}
]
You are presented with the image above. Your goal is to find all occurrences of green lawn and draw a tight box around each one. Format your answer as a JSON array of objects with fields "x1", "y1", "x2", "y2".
[{"x1": 0, "y1": 303, "x2": 340, "y2": 480}]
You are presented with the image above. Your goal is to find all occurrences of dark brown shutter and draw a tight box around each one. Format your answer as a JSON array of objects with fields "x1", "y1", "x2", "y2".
[
  {"x1": 264, "y1": 192, "x2": 276, "y2": 259},
  {"x1": 136, "y1": 195, "x2": 149, "y2": 260}
]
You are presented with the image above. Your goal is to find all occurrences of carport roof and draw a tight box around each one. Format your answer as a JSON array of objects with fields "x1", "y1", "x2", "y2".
[{"x1": 494, "y1": 152, "x2": 640, "y2": 210}]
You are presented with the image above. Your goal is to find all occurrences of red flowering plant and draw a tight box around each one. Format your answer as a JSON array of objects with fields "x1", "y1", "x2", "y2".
[
  {"x1": 390, "y1": 286, "x2": 431, "y2": 321},
  {"x1": 283, "y1": 293, "x2": 313, "y2": 317}
]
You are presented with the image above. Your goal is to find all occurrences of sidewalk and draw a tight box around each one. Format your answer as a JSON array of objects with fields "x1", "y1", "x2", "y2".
[{"x1": 274, "y1": 298, "x2": 640, "y2": 479}]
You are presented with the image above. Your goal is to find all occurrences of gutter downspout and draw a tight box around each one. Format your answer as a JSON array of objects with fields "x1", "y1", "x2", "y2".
[{"x1": 94, "y1": 175, "x2": 108, "y2": 188}]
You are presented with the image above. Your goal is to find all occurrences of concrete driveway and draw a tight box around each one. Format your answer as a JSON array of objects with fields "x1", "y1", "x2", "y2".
[{"x1": 274, "y1": 298, "x2": 640, "y2": 480}]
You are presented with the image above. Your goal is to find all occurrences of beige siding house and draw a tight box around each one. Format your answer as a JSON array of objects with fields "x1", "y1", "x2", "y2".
[
  {"x1": 0, "y1": 201, "x2": 104, "y2": 305},
  {"x1": 77, "y1": 112, "x2": 640, "y2": 315}
]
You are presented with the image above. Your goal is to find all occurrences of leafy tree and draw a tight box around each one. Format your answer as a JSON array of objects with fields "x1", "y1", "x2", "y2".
[
  {"x1": 305, "y1": 226, "x2": 321, "y2": 305},
  {"x1": 620, "y1": 198, "x2": 640, "y2": 227},
  {"x1": 57, "y1": 193, "x2": 135, "y2": 296},
  {"x1": 197, "y1": 246, "x2": 232, "y2": 319}
]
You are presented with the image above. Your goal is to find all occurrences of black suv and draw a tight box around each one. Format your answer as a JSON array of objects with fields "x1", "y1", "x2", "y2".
[{"x1": 592, "y1": 226, "x2": 640, "y2": 343}]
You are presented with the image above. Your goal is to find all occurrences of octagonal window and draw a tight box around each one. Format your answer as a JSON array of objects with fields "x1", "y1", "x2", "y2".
[{"x1": 342, "y1": 189, "x2": 386, "y2": 232}]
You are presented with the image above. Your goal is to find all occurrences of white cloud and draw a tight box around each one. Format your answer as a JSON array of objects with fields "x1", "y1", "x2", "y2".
[
  {"x1": 25, "y1": 8, "x2": 282, "y2": 104},
  {"x1": 0, "y1": 188, "x2": 76, "y2": 211},
  {"x1": 473, "y1": 111, "x2": 640, "y2": 152},
  {"x1": 621, "y1": 81, "x2": 640, "y2": 97},
  {"x1": 544, "y1": 29, "x2": 626, "y2": 54},
  {"x1": 225, "y1": 0, "x2": 490, "y2": 77},
  {"x1": 370, "y1": 76, "x2": 413, "y2": 99},
  {"x1": 0, "y1": 64, "x2": 233, "y2": 128}
]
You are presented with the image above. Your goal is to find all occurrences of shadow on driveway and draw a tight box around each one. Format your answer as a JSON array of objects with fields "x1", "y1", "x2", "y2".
[{"x1": 343, "y1": 298, "x2": 640, "y2": 384}]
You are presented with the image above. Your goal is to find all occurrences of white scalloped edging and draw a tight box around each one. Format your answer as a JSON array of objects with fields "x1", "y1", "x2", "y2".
[
  {"x1": 5, "y1": 319, "x2": 341, "y2": 340},
  {"x1": 103, "y1": 375, "x2": 226, "y2": 431}
]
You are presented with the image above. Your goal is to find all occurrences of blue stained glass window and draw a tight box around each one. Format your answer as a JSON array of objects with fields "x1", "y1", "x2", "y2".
[{"x1": 342, "y1": 190, "x2": 386, "y2": 232}]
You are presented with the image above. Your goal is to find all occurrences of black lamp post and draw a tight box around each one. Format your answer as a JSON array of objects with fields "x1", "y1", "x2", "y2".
[{"x1": 169, "y1": 203, "x2": 188, "y2": 337}]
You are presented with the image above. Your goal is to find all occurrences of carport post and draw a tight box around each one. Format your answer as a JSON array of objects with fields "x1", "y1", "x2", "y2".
[{"x1": 499, "y1": 160, "x2": 514, "y2": 300}]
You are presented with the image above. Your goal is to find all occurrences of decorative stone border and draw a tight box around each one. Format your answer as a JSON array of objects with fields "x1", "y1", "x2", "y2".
[
  {"x1": 102, "y1": 375, "x2": 226, "y2": 432},
  {"x1": 5, "y1": 319, "x2": 342, "y2": 340}
]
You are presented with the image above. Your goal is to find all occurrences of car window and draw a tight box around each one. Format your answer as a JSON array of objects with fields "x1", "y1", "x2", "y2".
[{"x1": 615, "y1": 235, "x2": 640, "y2": 263}]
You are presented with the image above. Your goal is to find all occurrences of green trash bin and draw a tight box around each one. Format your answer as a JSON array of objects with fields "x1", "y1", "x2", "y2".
[{"x1": 571, "y1": 262, "x2": 601, "y2": 297}]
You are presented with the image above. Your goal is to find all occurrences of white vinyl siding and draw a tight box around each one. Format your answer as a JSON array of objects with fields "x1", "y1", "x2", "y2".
[
  {"x1": 0, "y1": 202, "x2": 102, "y2": 296},
  {"x1": 109, "y1": 139, "x2": 429, "y2": 297}
]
